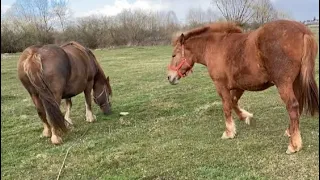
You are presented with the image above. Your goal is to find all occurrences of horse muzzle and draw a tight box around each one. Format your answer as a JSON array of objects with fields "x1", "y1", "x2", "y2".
[
  {"x1": 167, "y1": 70, "x2": 180, "y2": 85},
  {"x1": 100, "y1": 105, "x2": 112, "y2": 115}
]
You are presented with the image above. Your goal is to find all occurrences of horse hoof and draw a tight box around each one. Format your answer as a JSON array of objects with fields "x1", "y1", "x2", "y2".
[
  {"x1": 42, "y1": 130, "x2": 52, "y2": 138},
  {"x1": 65, "y1": 118, "x2": 73, "y2": 125},
  {"x1": 245, "y1": 117, "x2": 251, "y2": 125},
  {"x1": 51, "y1": 135, "x2": 63, "y2": 145},
  {"x1": 86, "y1": 115, "x2": 96, "y2": 123},
  {"x1": 286, "y1": 146, "x2": 296, "y2": 154},
  {"x1": 240, "y1": 109, "x2": 253, "y2": 125},
  {"x1": 65, "y1": 121, "x2": 74, "y2": 130},
  {"x1": 221, "y1": 131, "x2": 236, "y2": 139},
  {"x1": 86, "y1": 119, "x2": 95, "y2": 123}
]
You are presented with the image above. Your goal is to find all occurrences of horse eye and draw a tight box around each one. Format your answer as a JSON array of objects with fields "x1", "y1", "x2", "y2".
[{"x1": 172, "y1": 55, "x2": 176, "y2": 58}]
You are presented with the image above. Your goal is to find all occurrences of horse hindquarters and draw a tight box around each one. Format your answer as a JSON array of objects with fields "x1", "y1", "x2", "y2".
[
  {"x1": 18, "y1": 49, "x2": 68, "y2": 145},
  {"x1": 276, "y1": 34, "x2": 318, "y2": 154}
]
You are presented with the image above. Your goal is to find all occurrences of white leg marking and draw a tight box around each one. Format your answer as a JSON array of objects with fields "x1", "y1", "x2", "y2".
[
  {"x1": 286, "y1": 130, "x2": 302, "y2": 154},
  {"x1": 51, "y1": 128, "x2": 62, "y2": 145},
  {"x1": 221, "y1": 119, "x2": 236, "y2": 139},
  {"x1": 240, "y1": 108, "x2": 253, "y2": 125},
  {"x1": 42, "y1": 123, "x2": 51, "y2": 137},
  {"x1": 85, "y1": 102, "x2": 96, "y2": 122},
  {"x1": 64, "y1": 103, "x2": 73, "y2": 125}
]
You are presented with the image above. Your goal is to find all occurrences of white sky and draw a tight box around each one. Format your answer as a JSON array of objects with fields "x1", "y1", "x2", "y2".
[{"x1": 1, "y1": 0, "x2": 319, "y2": 22}]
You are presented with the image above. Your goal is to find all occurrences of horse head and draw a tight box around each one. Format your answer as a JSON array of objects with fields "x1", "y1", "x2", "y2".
[
  {"x1": 167, "y1": 33, "x2": 194, "y2": 85},
  {"x1": 93, "y1": 76, "x2": 112, "y2": 115}
]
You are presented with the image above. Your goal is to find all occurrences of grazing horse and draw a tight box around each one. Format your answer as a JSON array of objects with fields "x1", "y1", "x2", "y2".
[
  {"x1": 167, "y1": 20, "x2": 319, "y2": 154},
  {"x1": 17, "y1": 41, "x2": 112, "y2": 145}
]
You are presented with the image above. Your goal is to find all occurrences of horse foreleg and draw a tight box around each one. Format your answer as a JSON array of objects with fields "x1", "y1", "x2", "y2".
[
  {"x1": 84, "y1": 82, "x2": 96, "y2": 122},
  {"x1": 230, "y1": 89, "x2": 253, "y2": 125},
  {"x1": 64, "y1": 98, "x2": 73, "y2": 126},
  {"x1": 216, "y1": 83, "x2": 236, "y2": 139},
  {"x1": 31, "y1": 94, "x2": 52, "y2": 138},
  {"x1": 277, "y1": 84, "x2": 302, "y2": 154}
]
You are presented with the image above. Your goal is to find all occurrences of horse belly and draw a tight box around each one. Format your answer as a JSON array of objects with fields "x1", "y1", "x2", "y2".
[
  {"x1": 242, "y1": 81, "x2": 274, "y2": 91},
  {"x1": 62, "y1": 93, "x2": 77, "y2": 99},
  {"x1": 62, "y1": 80, "x2": 88, "y2": 98},
  {"x1": 232, "y1": 65, "x2": 273, "y2": 91}
]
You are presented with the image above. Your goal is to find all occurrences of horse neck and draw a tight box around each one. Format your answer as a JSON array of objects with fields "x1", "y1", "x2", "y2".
[
  {"x1": 93, "y1": 73, "x2": 105, "y2": 90},
  {"x1": 186, "y1": 33, "x2": 245, "y2": 66},
  {"x1": 94, "y1": 67, "x2": 106, "y2": 83},
  {"x1": 91, "y1": 55, "x2": 112, "y2": 96},
  {"x1": 185, "y1": 36, "x2": 210, "y2": 66}
]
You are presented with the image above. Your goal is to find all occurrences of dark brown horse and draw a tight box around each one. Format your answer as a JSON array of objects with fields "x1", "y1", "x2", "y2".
[
  {"x1": 167, "y1": 20, "x2": 319, "y2": 154},
  {"x1": 17, "y1": 41, "x2": 112, "y2": 145}
]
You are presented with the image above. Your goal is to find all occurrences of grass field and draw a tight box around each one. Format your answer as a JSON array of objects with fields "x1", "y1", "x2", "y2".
[{"x1": 1, "y1": 33, "x2": 319, "y2": 179}]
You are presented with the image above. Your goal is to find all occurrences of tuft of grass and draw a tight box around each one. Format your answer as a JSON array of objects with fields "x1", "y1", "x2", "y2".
[{"x1": 1, "y1": 42, "x2": 319, "y2": 179}]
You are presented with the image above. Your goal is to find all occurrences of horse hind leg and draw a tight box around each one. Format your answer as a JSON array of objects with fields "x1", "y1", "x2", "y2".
[
  {"x1": 231, "y1": 89, "x2": 253, "y2": 125},
  {"x1": 48, "y1": 92, "x2": 64, "y2": 145},
  {"x1": 277, "y1": 84, "x2": 302, "y2": 154},
  {"x1": 31, "y1": 94, "x2": 51, "y2": 137}
]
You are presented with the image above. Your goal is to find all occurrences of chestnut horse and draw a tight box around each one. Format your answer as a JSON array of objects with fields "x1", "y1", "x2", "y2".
[
  {"x1": 167, "y1": 20, "x2": 319, "y2": 154},
  {"x1": 17, "y1": 41, "x2": 112, "y2": 145}
]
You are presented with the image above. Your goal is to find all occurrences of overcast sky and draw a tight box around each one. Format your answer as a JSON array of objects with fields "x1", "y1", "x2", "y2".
[{"x1": 1, "y1": 0, "x2": 319, "y2": 22}]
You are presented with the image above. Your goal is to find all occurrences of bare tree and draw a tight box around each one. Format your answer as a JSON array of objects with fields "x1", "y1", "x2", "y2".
[
  {"x1": 252, "y1": 0, "x2": 277, "y2": 25},
  {"x1": 186, "y1": 7, "x2": 217, "y2": 27},
  {"x1": 6, "y1": 0, "x2": 56, "y2": 44},
  {"x1": 186, "y1": 8, "x2": 206, "y2": 27},
  {"x1": 212, "y1": 0, "x2": 256, "y2": 26},
  {"x1": 206, "y1": 8, "x2": 217, "y2": 23},
  {"x1": 276, "y1": 10, "x2": 292, "y2": 20},
  {"x1": 51, "y1": 0, "x2": 71, "y2": 31}
]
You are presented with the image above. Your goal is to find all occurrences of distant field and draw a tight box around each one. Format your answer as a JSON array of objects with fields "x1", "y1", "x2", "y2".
[{"x1": 1, "y1": 29, "x2": 319, "y2": 179}]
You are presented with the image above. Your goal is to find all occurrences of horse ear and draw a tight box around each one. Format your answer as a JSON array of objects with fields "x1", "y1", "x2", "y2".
[{"x1": 180, "y1": 33, "x2": 185, "y2": 45}]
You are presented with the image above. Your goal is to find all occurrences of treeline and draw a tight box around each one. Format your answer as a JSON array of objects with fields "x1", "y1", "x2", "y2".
[{"x1": 1, "y1": 0, "x2": 290, "y2": 53}]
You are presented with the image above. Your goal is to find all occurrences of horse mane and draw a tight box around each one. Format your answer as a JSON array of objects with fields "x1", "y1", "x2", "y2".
[
  {"x1": 172, "y1": 22, "x2": 243, "y2": 45},
  {"x1": 88, "y1": 50, "x2": 113, "y2": 96},
  {"x1": 61, "y1": 41, "x2": 112, "y2": 95}
]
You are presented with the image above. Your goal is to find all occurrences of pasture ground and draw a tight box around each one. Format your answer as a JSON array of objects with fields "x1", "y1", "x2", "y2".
[{"x1": 1, "y1": 29, "x2": 319, "y2": 179}]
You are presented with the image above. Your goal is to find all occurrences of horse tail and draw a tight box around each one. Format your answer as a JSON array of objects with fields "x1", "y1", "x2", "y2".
[
  {"x1": 23, "y1": 49, "x2": 68, "y2": 133},
  {"x1": 295, "y1": 34, "x2": 319, "y2": 116}
]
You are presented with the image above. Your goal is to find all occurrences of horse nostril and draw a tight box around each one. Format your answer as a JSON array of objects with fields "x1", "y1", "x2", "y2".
[{"x1": 167, "y1": 76, "x2": 170, "y2": 80}]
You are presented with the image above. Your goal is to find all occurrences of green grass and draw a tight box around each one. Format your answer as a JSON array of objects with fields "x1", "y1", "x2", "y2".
[{"x1": 1, "y1": 41, "x2": 319, "y2": 179}]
